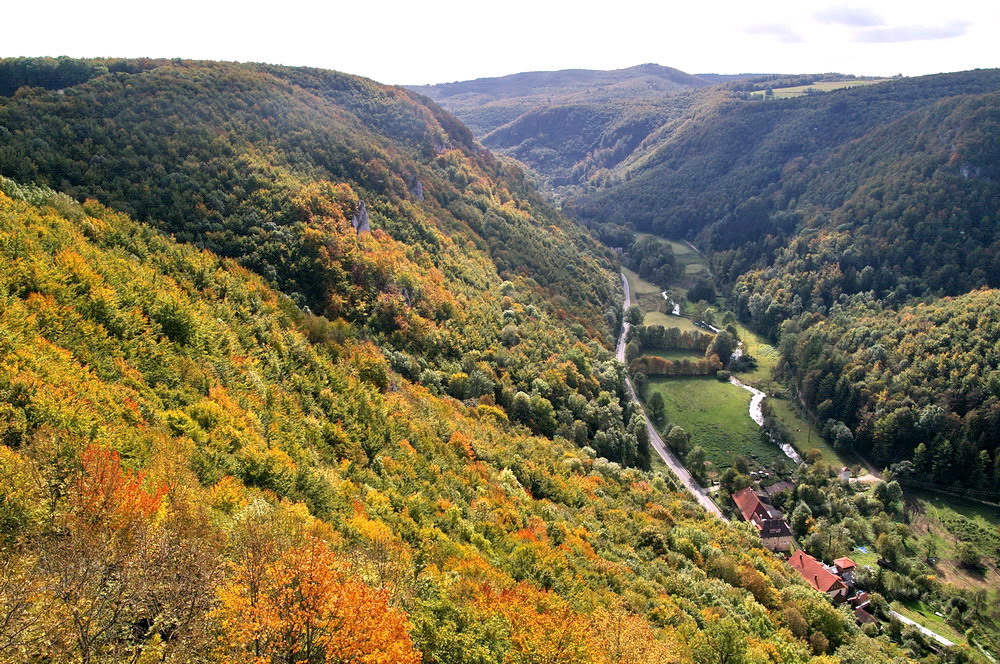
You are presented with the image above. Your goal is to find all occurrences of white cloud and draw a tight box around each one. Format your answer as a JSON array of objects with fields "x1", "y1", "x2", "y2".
[
  {"x1": 815, "y1": 5, "x2": 885, "y2": 27},
  {"x1": 856, "y1": 22, "x2": 970, "y2": 43},
  {"x1": 745, "y1": 23, "x2": 805, "y2": 43}
]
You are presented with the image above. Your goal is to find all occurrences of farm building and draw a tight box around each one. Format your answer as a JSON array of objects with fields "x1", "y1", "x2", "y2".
[
  {"x1": 834, "y1": 557, "x2": 857, "y2": 584},
  {"x1": 731, "y1": 487, "x2": 793, "y2": 552},
  {"x1": 762, "y1": 480, "x2": 794, "y2": 498},
  {"x1": 788, "y1": 550, "x2": 848, "y2": 602}
]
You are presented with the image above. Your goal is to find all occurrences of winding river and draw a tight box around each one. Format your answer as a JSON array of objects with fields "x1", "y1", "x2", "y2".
[{"x1": 728, "y1": 375, "x2": 803, "y2": 465}]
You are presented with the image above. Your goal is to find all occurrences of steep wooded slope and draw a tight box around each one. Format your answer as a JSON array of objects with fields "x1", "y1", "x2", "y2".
[
  {"x1": 0, "y1": 58, "x2": 657, "y2": 462},
  {"x1": 578, "y1": 71, "x2": 1000, "y2": 492},
  {"x1": 0, "y1": 179, "x2": 902, "y2": 664},
  {"x1": 572, "y1": 69, "x2": 1000, "y2": 237}
]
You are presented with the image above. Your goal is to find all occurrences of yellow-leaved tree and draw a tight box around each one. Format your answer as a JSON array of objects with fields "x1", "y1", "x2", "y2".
[{"x1": 213, "y1": 535, "x2": 420, "y2": 664}]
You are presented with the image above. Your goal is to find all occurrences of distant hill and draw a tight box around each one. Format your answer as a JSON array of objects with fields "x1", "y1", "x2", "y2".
[
  {"x1": 410, "y1": 64, "x2": 716, "y2": 187},
  {"x1": 410, "y1": 63, "x2": 710, "y2": 134},
  {"x1": 572, "y1": 69, "x2": 1000, "y2": 243},
  {"x1": 695, "y1": 73, "x2": 780, "y2": 84}
]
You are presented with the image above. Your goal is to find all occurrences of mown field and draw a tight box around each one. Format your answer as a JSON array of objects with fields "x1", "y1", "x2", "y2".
[
  {"x1": 768, "y1": 397, "x2": 847, "y2": 467},
  {"x1": 750, "y1": 79, "x2": 888, "y2": 99},
  {"x1": 644, "y1": 348, "x2": 706, "y2": 361},
  {"x1": 892, "y1": 599, "x2": 969, "y2": 646},
  {"x1": 648, "y1": 376, "x2": 787, "y2": 472},
  {"x1": 623, "y1": 267, "x2": 702, "y2": 333},
  {"x1": 732, "y1": 322, "x2": 780, "y2": 389}
]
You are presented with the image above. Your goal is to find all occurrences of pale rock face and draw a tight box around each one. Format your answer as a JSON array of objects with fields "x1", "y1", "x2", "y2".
[
  {"x1": 409, "y1": 176, "x2": 424, "y2": 201},
  {"x1": 351, "y1": 200, "x2": 371, "y2": 234}
]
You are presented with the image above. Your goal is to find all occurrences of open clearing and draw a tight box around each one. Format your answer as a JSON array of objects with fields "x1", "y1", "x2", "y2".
[
  {"x1": 751, "y1": 79, "x2": 889, "y2": 99},
  {"x1": 892, "y1": 599, "x2": 968, "y2": 646},
  {"x1": 645, "y1": 348, "x2": 706, "y2": 361},
  {"x1": 906, "y1": 490, "x2": 1000, "y2": 592},
  {"x1": 622, "y1": 267, "x2": 703, "y2": 333},
  {"x1": 768, "y1": 398, "x2": 849, "y2": 467},
  {"x1": 648, "y1": 376, "x2": 787, "y2": 472},
  {"x1": 732, "y1": 323, "x2": 779, "y2": 388}
]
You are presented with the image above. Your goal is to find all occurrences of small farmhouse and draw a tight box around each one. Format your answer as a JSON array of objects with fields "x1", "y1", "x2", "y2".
[
  {"x1": 731, "y1": 487, "x2": 794, "y2": 552},
  {"x1": 834, "y1": 557, "x2": 857, "y2": 584},
  {"x1": 788, "y1": 550, "x2": 848, "y2": 602}
]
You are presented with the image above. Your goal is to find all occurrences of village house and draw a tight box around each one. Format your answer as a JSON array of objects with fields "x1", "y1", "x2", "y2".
[
  {"x1": 762, "y1": 480, "x2": 794, "y2": 499},
  {"x1": 849, "y1": 591, "x2": 876, "y2": 624},
  {"x1": 834, "y1": 556, "x2": 857, "y2": 584},
  {"x1": 731, "y1": 487, "x2": 794, "y2": 552},
  {"x1": 788, "y1": 549, "x2": 849, "y2": 602}
]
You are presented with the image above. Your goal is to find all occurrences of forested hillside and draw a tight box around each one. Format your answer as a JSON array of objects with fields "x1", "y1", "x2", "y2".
[
  {"x1": 0, "y1": 54, "x2": 987, "y2": 663},
  {"x1": 779, "y1": 290, "x2": 1000, "y2": 495},
  {"x1": 0, "y1": 57, "x2": 663, "y2": 463},
  {"x1": 571, "y1": 69, "x2": 1000, "y2": 234},
  {"x1": 0, "y1": 176, "x2": 901, "y2": 663}
]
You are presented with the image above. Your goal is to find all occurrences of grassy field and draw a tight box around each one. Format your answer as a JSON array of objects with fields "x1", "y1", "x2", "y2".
[
  {"x1": 892, "y1": 599, "x2": 968, "y2": 646},
  {"x1": 647, "y1": 376, "x2": 787, "y2": 472},
  {"x1": 634, "y1": 234, "x2": 710, "y2": 297},
  {"x1": 622, "y1": 267, "x2": 703, "y2": 333},
  {"x1": 907, "y1": 490, "x2": 1000, "y2": 592},
  {"x1": 767, "y1": 398, "x2": 849, "y2": 467},
  {"x1": 732, "y1": 323, "x2": 780, "y2": 388},
  {"x1": 643, "y1": 310, "x2": 702, "y2": 332},
  {"x1": 622, "y1": 266, "x2": 659, "y2": 305},
  {"x1": 668, "y1": 239, "x2": 709, "y2": 292},
  {"x1": 645, "y1": 348, "x2": 705, "y2": 361},
  {"x1": 750, "y1": 79, "x2": 888, "y2": 99}
]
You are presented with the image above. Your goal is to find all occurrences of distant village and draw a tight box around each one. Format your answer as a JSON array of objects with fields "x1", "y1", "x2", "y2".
[{"x1": 731, "y1": 482, "x2": 876, "y2": 625}]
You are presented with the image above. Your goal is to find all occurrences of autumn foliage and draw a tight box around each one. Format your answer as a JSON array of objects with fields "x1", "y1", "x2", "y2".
[
  {"x1": 74, "y1": 444, "x2": 165, "y2": 534},
  {"x1": 213, "y1": 537, "x2": 419, "y2": 664}
]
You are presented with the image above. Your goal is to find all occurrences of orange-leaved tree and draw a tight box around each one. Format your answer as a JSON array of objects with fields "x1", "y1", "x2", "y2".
[{"x1": 213, "y1": 535, "x2": 420, "y2": 664}]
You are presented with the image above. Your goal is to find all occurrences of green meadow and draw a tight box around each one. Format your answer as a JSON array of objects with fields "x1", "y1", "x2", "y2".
[{"x1": 648, "y1": 376, "x2": 787, "y2": 472}]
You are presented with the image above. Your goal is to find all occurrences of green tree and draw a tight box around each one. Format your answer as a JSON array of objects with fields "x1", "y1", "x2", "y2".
[
  {"x1": 687, "y1": 446, "x2": 707, "y2": 481},
  {"x1": 692, "y1": 617, "x2": 747, "y2": 664},
  {"x1": 647, "y1": 392, "x2": 665, "y2": 425},
  {"x1": 791, "y1": 501, "x2": 812, "y2": 538},
  {"x1": 956, "y1": 541, "x2": 981, "y2": 569},
  {"x1": 632, "y1": 371, "x2": 648, "y2": 400},
  {"x1": 665, "y1": 426, "x2": 690, "y2": 456}
]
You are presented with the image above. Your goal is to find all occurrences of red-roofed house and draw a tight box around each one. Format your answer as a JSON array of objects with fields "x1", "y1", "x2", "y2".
[
  {"x1": 834, "y1": 557, "x2": 857, "y2": 584},
  {"x1": 731, "y1": 487, "x2": 794, "y2": 552},
  {"x1": 788, "y1": 550, "x2": 848, "y2": 602}
]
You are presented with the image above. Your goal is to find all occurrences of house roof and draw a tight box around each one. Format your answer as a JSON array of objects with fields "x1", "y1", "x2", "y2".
[
  {"x1": 754, "y1": 517, "x2": 792, "y2": 539},
  {"x1": 854, "y1": 606, "x2": 877, "y2": 624},
  {"x1": 763, "y1": 480, "x2": 794, "y2": 497},
  {"x1": 788, "y1": 550, "x2": 847, "y2": 594},
  {"x1": 834, "y1": 557, "x2": 857, "y2": 571},
  {"x1": 732, "y1": 487, "x2": 770, "y2": 522}
]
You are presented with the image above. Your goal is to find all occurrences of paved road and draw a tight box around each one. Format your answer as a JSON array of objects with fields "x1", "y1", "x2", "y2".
[
  {"x1": 618, "y1": 272, "x2": 728, "y2": 521},
  {"x1": 890, "y1": 610, "x2": 956, "y2": 648}
]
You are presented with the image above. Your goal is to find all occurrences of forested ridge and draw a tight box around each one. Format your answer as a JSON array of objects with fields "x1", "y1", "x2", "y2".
[
  {"x1": 0, "y1": 57, "x2": 667, "y2": 465},
  {"x1": 410, "y1": 64, "x2": 712, "y2": 189}
]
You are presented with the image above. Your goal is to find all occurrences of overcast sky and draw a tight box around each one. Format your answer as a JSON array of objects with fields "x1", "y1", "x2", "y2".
[{"x1": 4, "y1": 0, "x2": 997, "y2": 85}]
